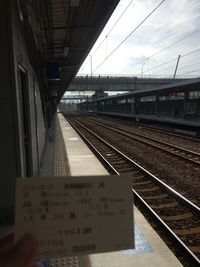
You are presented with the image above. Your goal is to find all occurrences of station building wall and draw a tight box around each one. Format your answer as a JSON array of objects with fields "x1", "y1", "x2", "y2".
[
  {"x1": 11, "y1": 0, "x2": 46, "y2": 176},
  {"x1": 0, "y1": 0, "x2": 46, "y2": 223}
]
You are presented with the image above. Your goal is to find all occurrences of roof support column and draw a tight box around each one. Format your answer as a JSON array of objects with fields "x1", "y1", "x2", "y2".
[
  {"x1": 135, "y1": 96, "x2": 140, "y2": 115},
  {"x1": 183, "y1": 91, "x2": 189, "y2": 119},
  {"x1": 155, "y1": 95, "x2": 159, "y2": 117}
]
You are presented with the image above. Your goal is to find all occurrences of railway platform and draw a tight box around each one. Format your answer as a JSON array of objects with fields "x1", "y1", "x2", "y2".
[
  {"x1": 97, "y1": 111, "x2": 200, "y2": 131},
  {"x1": 37, "y1": 112, "x2": 183, "y2": 267}
]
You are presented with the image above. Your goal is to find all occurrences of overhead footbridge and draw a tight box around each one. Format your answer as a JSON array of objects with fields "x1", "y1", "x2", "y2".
[{"x1": 67, "y1": 75, "x2": 188, "y2": 92}]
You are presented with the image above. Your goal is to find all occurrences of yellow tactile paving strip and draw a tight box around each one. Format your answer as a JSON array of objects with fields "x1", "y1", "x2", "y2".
[
  {"x1": 53, "y1": 115, "x2": 78, "y2": 266},
  {"x1": 54, "y1": 114, "x2": 70, "y2": 176},
  {"x1": 40, "y1": 114, "x2": 78, "y2": 266}
]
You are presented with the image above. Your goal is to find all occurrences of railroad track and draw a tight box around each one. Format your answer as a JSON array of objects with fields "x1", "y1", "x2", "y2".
[
  {"x1": 95, "y1": 115, "x2": 200, "y2": 154},
  {"x1": 64, "y1": 115, "x2": 200, "y2": 266},
  {"x1": 77, "y1": 116, "x2": 200, "y2": 167},
  {"x1": 96, "y1": 112, "x2": 200, "y2": 138},
  {"x1": 98, "y1": 115, "x2": 200, "y2": 143}
]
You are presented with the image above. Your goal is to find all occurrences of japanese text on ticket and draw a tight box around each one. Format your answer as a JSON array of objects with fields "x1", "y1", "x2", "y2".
[{"x1": 15, "y1": 175, "x2": 134, "y2": 258}]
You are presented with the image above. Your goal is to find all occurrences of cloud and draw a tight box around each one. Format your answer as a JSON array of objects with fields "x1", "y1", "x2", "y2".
[{"x1": 79, "y1": 0, "x2": 200, "y2": 77}]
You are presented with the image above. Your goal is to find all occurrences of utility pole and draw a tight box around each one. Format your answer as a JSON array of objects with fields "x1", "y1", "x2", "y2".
[{"x1": 173, "y1": 55, "x2": 181, "y2": 79}]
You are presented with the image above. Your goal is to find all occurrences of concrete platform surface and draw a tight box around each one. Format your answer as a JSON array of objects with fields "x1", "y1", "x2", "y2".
[
  {"x1": 58, "y1": 113, "x2": 182, "y2": 267},
  {"x1": 58, "y1": 113, "x2": 108, "y2": 176},
  {"x1": 78, "y1": 207, "x2": 182, "y2": 267}
]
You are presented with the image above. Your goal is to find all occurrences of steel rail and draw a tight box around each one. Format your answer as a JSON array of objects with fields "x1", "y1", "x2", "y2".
[
  {"x1": 65, "y1": 114, "x2": 200, "y2": 266},
  {"x1": 82, "y1": 117, "x2": 200, "y2": 166},
  {"x1": 96, "y1": 112, "x2": 200, "y2": 140},
  {"x1": 101, "y1": 115, "x2": 200, "y2": 142},
  {"x1": 65, "y1": 115, "x2": 200, "y2": 212}
]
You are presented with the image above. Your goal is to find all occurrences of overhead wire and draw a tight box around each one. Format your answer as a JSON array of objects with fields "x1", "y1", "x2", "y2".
[
  {"x1": 121, "y1": 29, "x2": 200, "y2": 74},
  {"x1": 151, "y1": 66, "x2": 175, "y2": 75},
  {"x1": 150, "y1": 61, "x2": 200, "y2": 77},
  {"x1": 151, "y1": 61, "x2": 200, "y2": 75},
  {"x1": 182, "y1": 68, "x2": 200, "y2": 75},
  {"x1": 92, "y1": 0, "x2": 134, "y2": 57},
  {"x1": 177, "y1": 61, "x2": 200, "y2": 71},
  {"x1": 148, "y1": 28, "x2": 200, "y2": 59},
  {"x1": 140, "y1": 57, "x2": 177, "y2": 74},
  {"x1": 179, "y1": 54, "x2": 200, "y2": 66},
  {"x1": 151, "y1": 62, "x2": 200, "y2": 77},
  {"x1": 80, "y1": 0, "x2": 134, "y2": 71},
  {"x1": 181, "y1": 47, "x2": 200, "y2": 58},
  {"x1": 140, "y1": 47, "x2": 200, "y2": 75},
  {"x1": 93, "y1": 0, "x2": 166, "y2": 73}
]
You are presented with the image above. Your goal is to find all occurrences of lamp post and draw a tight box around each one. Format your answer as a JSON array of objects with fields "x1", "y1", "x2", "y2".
[
  {"x1": 89, "y1": 54, "x2": 93, "y2": 77},
  {"x1": 141, "y1": 62, "x2": 145, "y2": 78}
]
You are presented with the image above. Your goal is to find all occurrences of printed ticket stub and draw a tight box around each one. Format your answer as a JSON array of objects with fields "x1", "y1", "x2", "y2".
[{"x1": 15, "y1": 175, "x2": 134, "y2": 258}]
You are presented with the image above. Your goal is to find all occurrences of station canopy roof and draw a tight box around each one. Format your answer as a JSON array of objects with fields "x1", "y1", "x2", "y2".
[
  {"x1": 95, "y1": 77, "x2": 200, "y2": 101},
  {"x1": 27, "y1": 0, "x2": 120, "y2": 101}
]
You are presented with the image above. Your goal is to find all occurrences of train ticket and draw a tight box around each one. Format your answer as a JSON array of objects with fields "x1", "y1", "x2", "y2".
[{"x1": 15, "y1": 175, "x2": 134, "y2": 258}]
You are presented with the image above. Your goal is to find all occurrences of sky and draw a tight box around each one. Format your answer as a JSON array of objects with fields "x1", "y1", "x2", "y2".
[{"x1": 77, "y1": 0, "x2": 200, "y2": 78}]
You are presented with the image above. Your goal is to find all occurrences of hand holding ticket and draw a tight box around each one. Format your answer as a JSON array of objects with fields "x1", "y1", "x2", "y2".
[{"x1": 15, "y1": 175, "x2": 134, "y2": 258}]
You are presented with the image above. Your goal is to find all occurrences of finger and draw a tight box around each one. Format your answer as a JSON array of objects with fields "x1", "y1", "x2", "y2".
[
  {"x1": 1, "y1": 233, "x2": 37, "y2": 267},
  {"x1": 0, "y1": 232, "x2": 14, "y2": 250}
]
